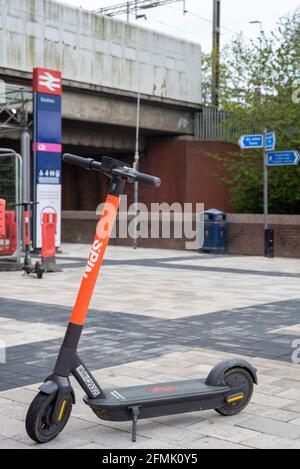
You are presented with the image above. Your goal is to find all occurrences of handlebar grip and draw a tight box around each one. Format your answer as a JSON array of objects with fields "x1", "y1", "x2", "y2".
[
  {"x1": 135, "y1": 172, "x2": 161, "y2": 188},
  {"x1": 113, "y1": 165, "x2": 161, "y2": 187},
  {"x1": 63, "y1": 153, "x2": 96, "y2": 170},
  {"x1": 15, "y1": 201, "x2": 39, "y2": 206}
]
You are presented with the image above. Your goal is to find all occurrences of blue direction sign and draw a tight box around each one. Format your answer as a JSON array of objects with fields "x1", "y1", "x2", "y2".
[
  {"x1": 265, "y1": 132, "x2": 276, "y2": 152},
  {"x1": 239, "y1": 134, "x2": 263, "y2": 149},
  {"x1": 267, "y1": 151, "x2": 300, "y2": 166}
]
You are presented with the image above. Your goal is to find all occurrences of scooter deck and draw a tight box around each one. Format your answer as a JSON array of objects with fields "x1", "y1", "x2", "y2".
[{"x1": 84, "y1": 378, "x2": 235, "y2": 422}]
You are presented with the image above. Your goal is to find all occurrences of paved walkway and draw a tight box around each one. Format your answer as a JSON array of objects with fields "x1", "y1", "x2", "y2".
[{"x1": 1, "y1": 245, "x2": 300, "y2": 449}]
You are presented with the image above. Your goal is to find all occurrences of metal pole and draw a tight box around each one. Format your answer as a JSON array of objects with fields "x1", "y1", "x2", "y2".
[
  {"x1": 21, "y1": 128, "x2": 32, "y2": 253},
  {"x1": 212, "y1": 0, "x2": 221, "y2": 107},
  {"x1": 253, "y1": 22, "x2": 271, "y2": 257},
  {"x1": 263, "y1": 129, "x2": 268, "y2": 233},
  {"x1": 133, "y1": 64, "x2": 141, "y2": 250},
  {"x1": 16, "y1": 152, "x2": 23, "y2": 256},
  {"x1": 21, "y1": 128, "x2": 31, "y2": 202},
  {"x1": 263, "y1": 128, "x2": 273, "y2": 258},
  {"x1": 250, "y1": 21, "x2": 268, "y2": 257}
]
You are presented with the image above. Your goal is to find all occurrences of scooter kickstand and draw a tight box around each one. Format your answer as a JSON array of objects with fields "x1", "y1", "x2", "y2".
[{"x1": 129, "y1": 406, "x2": 140, "y2": 442}]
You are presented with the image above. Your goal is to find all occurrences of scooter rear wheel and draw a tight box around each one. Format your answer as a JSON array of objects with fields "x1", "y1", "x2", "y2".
[
  {"x1": 215, "y1": 367, "x2": 253, "y2": 416},
  {"x1": 26, "y1": 392, "x2": 72, "y2": 443}
]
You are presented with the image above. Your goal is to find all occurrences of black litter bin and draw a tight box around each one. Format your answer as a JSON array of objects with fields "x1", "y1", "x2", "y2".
[{"x1": 201, "y1": 209, "x2": 227, "y2": 254}]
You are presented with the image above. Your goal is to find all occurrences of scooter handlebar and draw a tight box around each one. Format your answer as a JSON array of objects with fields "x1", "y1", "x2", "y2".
[
  {"x1": 63, "y1": 153, "x2": 97, "y2": 170},
  {"x1": 15, "y1": 201, "x2": 39, "y2": 207},
  {"x1": 63, "y1": 153, "x2": 161, "y2": 188}
]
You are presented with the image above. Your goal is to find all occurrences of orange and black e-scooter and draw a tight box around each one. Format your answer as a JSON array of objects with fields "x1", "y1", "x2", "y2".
[
  {"x1": 26, "y1": 154, "x2": 257, "y2": 444},
  {"x1": 16, "y1": 201, "x2": 45, "y2": 279}
]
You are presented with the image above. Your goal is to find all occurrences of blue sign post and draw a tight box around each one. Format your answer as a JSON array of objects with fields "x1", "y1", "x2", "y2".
[
  {"x1": 265, "y1": 132, "x2": 276, "y2": 152},
  {"x1": 238, "y1": 134, "x2": 263, "y2": 149},
  {"x1": 267, "y1": 151, "x2": 300, "y2": 167},
  {"x1": 239, "y1": 130, "x2": 277, "y2": 258},
  {"x1": 239, "y1": 129, "x2": 300, "y2": 257}
]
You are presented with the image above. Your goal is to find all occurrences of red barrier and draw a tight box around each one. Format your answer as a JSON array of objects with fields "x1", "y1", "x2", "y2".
[
  {"x1": 0, "y1": 200, "x2": 6, "y2": 237},
  {"x1": 42, "y1": 212, "x2": 57, "y2": 259},
  {"x1": 41, "y1": 212, "x2": 62, "y2": 272},
  {"x1": 6, "y1": 212, "x2": 17, "y2": 255},
  {"x1": 0, "y1": 210, "x2": 17, "y2": 256}
]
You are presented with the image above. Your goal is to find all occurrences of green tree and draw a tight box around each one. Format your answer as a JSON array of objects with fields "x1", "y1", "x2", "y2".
[{"x1": 204, "y1": 9, "x2": 300, "y2": 213}]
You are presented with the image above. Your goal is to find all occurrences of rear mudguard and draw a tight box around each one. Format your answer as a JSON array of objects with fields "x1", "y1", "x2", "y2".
[{"x1": 205, "y1": 359, "x2": 258, "y2": 386}]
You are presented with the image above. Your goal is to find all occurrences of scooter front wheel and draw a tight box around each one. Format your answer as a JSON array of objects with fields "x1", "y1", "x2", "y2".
[
  {"x1": 215, "y1": 367, "x2": 254, "y2": 416},
  {"x1": 35, "y1": 262, "x2": 44, "y2": 279},
  {"x1": 26, "y1": 392, "x2": 72, "y2": 443}
]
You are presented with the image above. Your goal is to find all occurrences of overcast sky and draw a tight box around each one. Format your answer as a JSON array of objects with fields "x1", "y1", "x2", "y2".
[{"x1": 59, "y1": 0, "x2": 300, "y2": 52}]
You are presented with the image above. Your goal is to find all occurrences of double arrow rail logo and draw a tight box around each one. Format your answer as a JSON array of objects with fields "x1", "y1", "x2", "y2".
[{"x1": 38, "y1": 72, "x2": 61, "y2": 92}]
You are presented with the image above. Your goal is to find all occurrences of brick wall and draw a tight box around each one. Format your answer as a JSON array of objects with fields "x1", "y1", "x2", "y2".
[
  {"x1": 227, "y1": 214, "x2": 300, "y2": 258},
  {"x1": 138, "y1": 138, "x2": 235, "y2": 211},
  {"x1": 62, "y1": 212, "x2": 300, "y2": 258}
]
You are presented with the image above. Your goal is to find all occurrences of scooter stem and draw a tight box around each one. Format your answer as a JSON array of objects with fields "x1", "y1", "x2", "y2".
[{"x1": 70, "y1": 192, "x2": 121, "y2": 326}]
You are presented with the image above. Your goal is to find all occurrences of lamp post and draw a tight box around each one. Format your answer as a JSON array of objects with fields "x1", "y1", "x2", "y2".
[
  {"x1": 133, "y1": 59, "x2": 141, "y2": 249},
  {"x1": 250, "y1": 21, "x2": 272, "y2": 257},
  {"x1": 249, "y1": 20, "x2": 263, "y2": 97},
  {"x1": 212, "y1": 0, "x2": 221, "y2": 107}
]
